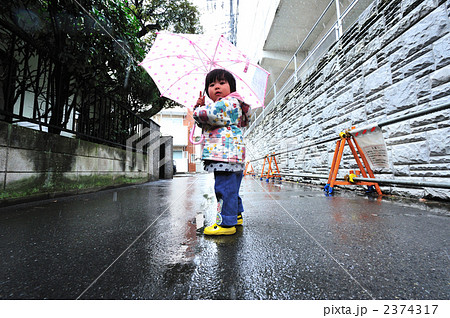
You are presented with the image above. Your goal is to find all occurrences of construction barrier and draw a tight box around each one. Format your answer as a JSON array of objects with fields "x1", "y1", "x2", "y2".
[
  {"x1": 324, "y1": 129, "x2": 382, "y2": 196},
  {"x1": 259, "y1": 153, "x2": 282, "y2": 182},
  {"x1": 243, "y1": 161, "x2": 256, "y2": 176}
]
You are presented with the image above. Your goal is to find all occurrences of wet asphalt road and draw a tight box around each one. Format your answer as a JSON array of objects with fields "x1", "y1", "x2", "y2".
[{"x1": 0, "y1": 174, "x2": 449, "y2": 300}]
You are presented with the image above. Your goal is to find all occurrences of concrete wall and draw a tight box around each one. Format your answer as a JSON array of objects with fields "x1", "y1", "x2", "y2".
[
  {"x1": 245, "y1": 0, "x2": 450, "y2": 200},
  {"x1": 0, "y1": 120, "x2": 173, "y2": 205}
]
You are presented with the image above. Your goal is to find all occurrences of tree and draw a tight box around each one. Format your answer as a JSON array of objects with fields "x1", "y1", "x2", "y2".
[
  {"x1": 125, "y1": 0, "x2": 203, "y2": 118},
  {"x1": 0, "y1": 0, "x2": 201, "y2": 134}
]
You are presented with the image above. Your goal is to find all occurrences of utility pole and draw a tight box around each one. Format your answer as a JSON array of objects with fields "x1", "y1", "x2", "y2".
[
  {"x1": 235, "y1": 0, "x2": 239, "y2": 45},
  {"x1": 229, "y1": 0, "x2": 235, "y2": 44}
]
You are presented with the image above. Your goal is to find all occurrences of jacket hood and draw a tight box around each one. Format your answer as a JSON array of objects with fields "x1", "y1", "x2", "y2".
[{"x1": 227, "y1": 92, "x2": 250, "y2": 127}]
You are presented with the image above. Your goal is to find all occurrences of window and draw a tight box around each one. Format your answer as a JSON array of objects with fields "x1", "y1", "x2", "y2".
[
  {"x1": 173, "y1": 151, "x2": 183, "y2": 159},
  {"x1": 162, "y1": 117, "x2": 183, "y2": 126}
]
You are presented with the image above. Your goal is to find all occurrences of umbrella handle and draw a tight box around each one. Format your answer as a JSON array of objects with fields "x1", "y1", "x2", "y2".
[{"x1": 189, "y1": 125, "x2": 204, "y2": 145}]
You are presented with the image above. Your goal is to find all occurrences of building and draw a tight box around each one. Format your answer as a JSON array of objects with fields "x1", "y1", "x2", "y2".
[
  {"x1": 191, "y1": 0, "x2": 239, "y2": 43},
  {"x1": 152, "y1": 106, "x2": 202, "y2": 173}
]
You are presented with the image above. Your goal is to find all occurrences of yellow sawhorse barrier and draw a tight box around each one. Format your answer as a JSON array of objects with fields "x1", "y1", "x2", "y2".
[{"x1": 324, "y1": 131, "x2": 382, "y2": 195}]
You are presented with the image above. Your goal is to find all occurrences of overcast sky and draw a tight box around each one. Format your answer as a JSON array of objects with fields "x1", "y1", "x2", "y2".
[{"x1": 189, "y1": 0, "x2": 265, "y2": 62}]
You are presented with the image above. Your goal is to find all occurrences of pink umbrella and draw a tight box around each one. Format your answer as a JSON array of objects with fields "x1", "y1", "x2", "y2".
[{"x1": 139, "y1": 32, "x2": 270, "y2": 109}]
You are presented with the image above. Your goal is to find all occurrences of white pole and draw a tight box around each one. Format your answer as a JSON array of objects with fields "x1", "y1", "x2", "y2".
[{"x1": 335, "y1": 0, "x2": 343, "y2": 39}]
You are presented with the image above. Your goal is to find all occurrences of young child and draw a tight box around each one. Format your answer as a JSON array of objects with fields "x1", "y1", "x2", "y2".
[{"x1": 193, "y1": 69, "x2": 249, "y2": 235}]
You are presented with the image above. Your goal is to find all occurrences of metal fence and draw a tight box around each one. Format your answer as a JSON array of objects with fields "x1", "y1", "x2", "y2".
[
  {"x1": 0, "y1": 15, "x2": 151, "y2": 151},
  {"x1": 245, "y1": 0, "x2": 375, "y2": 137}
]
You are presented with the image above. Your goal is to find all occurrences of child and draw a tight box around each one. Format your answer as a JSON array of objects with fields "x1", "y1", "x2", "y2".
[{"x1": 193, "y1": 69, "x2": 249, "y2": 235}]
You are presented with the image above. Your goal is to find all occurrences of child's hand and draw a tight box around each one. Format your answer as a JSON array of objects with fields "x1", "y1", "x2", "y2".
[{"x1": 194, "y1": 91, "x2": 205, "y2": 109}]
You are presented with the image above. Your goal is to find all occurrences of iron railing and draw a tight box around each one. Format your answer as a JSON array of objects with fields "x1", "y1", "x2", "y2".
[{"x1": 0, "y1": 10, "x2": 152, "y2": 151}]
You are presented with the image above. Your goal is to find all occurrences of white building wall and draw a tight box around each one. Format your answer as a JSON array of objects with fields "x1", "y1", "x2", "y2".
[
  {"x1": 153, "y1": 107, "x2": 189, "y2": 173},
  {"x1": 235, "y1": 0, "x2": 280, "y2": 63}
]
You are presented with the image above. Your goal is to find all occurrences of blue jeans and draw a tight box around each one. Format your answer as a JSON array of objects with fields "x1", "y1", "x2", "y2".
[{"x1": 214, "y1": 171, "x2": 244, "y2": 226}]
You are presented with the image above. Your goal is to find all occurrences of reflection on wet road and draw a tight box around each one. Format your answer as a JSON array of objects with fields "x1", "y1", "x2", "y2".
[{"x1": 0, "y1": 174, "x2": 448, "y2": 300}]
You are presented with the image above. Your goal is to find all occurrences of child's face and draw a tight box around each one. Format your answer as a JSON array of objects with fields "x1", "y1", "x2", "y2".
[{"x1": 208, "y1": 79, "x2": 231, "y2": 102}]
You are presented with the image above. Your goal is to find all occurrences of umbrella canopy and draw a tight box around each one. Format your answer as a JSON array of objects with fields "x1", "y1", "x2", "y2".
[{"x1": 139, "y1": 32, "x2": 270, "y2": 108}]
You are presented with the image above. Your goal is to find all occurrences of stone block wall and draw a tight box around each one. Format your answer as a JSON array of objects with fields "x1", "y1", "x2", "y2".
[
  {"x1": 245, "y1": 0, "x2": 450, "y2": 200},
  {"x1": 0, "y1": 120, "x2": 172, "y2": 204}
]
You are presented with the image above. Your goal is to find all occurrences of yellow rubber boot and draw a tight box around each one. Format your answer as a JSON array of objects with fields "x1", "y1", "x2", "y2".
[
  {"x1": 204, "y1": 223, "x2": 236, "y2": 235},
  {"x1": 236, "y1": 214, "x2": 243, "y2": 226}
]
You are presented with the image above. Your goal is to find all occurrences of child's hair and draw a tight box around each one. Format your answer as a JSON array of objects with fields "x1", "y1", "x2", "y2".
[{"x1": 204, "y1": 69, "x2": 236, "y2": 98}]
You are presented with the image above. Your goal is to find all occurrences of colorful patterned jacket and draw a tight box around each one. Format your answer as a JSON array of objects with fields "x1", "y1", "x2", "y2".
[{"x1": 193, "y1": 94, "x2": 248, "y2": 163}]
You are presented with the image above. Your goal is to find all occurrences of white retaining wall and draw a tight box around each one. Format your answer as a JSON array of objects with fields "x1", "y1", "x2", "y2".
[{"x1": 245, "y1": 0, "x2": 450, "y2": 200}]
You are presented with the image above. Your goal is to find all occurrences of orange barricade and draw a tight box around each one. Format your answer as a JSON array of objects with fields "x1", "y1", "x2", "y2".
[
  {"x1": 324, "y1": 130, "x2": 382, "y2": 195},
  {"x1": 260, "y1": 153, "x2": 281, "y2": 182},
  {"x1": 243, "y1": 162, "x2": 255, "y2": 176}
]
